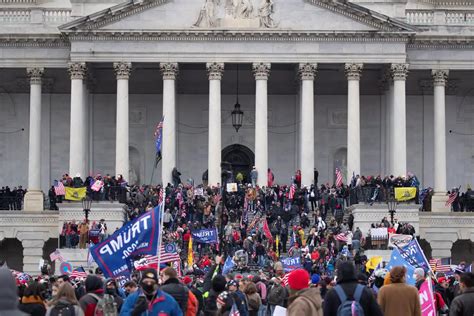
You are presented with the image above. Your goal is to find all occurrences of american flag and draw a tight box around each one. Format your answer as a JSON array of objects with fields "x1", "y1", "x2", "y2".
[
  {"x1": 429, "y1": 258, "x2": 452, "y2": 273},
  {"x1": 289, "y1": 184, "x2": 296, "y2": 200},
  {"x1": 49, "y1": 249, "x2": 64, "y2": 262},
  {"x1": 445, "y1": 190, "x2": 458, "y2": 207},
  {"x1": 335, "y1": 168, "x2": 343, "y2": 187},
  {"x1": 229, "y1": 303, "x2": 240, "y2": 316},
  {"x1": 54, "y1": 180, "x2": 65, "y2": 196},
  {"x1": 280, "y1": 272, "x2": 290, "y2": 287},
  {"x1": 154, "y1": 118, "x2": 164, "y2": 138},
  {"x1": 336, "y1": 233, "x2": 348, "y2": 243},
  {"x1": 70, "y1": 267, "x2": 87, "y2": 279},
  {"x1": 158, "y1": 188, "x2": 164, "y2": 205},
  {"x1": 134, "y1": 244, "x2": 180, "y2": 270}
]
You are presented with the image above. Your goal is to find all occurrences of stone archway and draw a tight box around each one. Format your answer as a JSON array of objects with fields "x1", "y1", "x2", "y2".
[
  {"x1": 222, "y1": 144, "x2": 255, "y2": 182},
  {"x1": 418, "y1": 238, "x2": 432, "y2": 260},
  {"x1": 333, "y1": 147, "x2": 347, "y2": 182},
  {"x1": 129, "y1": 146, "x2": 141, "y2": 185},
  {"x1": 0, "y1": 238, "x2": 23, "y2": 271},
  {"x1": 43, "y1": 238, "x2": 59, "y2": 273},
  {"x1": 451, "y1": 240, "x2": 474, "y2": 264}
]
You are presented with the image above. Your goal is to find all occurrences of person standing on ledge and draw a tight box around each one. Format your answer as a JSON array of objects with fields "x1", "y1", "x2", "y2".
[{"x1": 250, "y1": 166, "x2": 258, "y2": 187}]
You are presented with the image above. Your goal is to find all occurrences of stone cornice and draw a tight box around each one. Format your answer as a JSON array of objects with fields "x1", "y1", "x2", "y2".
[
  {"x1": 65, "y1": 30, "x2": 413, "y2": 42},
  {"x1": 0, "y1": 34, "x2": 69, "y2": 47},
  {"x1": 408, "y1": 36, "x2": 474, "y2": 48}
]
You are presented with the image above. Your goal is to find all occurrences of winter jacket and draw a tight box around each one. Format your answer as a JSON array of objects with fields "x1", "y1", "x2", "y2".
[
  {"x1": 78, "y1": 290, "x2": 104, "y2": 316},
  {"x1": 18, "y1": 296, "x2": 46, "y2": 316},
  {"x1": 323, "y1": 281, "x2": 383, "y2": 316},
  {"x1": 45, "y1": 300, "x2": 84, "y2": 316},
  {"x1": 267, "y1": 283, "x2": 287, "y2": 307},
  {"x1": 287, "y1": 288, "x2": 323, "y2": 316},
  {"x1": 0, "y1": 266, "x2": 27, "y2": 316},
  {"x1": 377, "y1": 283, "x2": 421, "y2": 316},
  {"x1": 119, "y1": 289, "x2": 182, "y2": 316},
  {"x1": 161, "y1": 278, "x2": 189, "y2": 314},
  {"x1": 449, "y1": 288, "x2": 474, "y2": 316},
  {"x1": 246, "y1": 293, "x2": 261, "y2": 316}
]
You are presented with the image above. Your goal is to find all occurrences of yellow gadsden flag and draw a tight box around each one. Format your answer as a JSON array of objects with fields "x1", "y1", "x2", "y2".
[
  {"x1": 394, "y1": 187, "x2": 417, "y2": 202},
  {"x1": 366, "y1": 256, "x2": 383, "y2": 272},
  {"x1": 187, "y1": 236, "x2": 193, "y2": 267},
  {"x1": 65, "y1": 187, "x2": 87, "y2": 201}
]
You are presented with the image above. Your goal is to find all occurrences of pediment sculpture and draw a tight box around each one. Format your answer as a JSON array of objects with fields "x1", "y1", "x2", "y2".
[{"x1": 193, "y1": 0, "x2": 277, "y2": 28}]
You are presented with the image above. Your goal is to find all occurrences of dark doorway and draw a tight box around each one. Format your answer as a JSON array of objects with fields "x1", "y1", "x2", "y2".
[
  {"x1": 451, "y1": 240, "x2": 474, "y2": 264},
  {"x1": 222, "y1": 144, "x2": 255, "y2": 183},
  {"x1": 0, "y1": 238, "x2": 23, "y2": 271}
]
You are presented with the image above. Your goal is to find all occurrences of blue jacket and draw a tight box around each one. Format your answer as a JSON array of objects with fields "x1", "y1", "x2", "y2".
[{"x1": 119, "y1": 289, "x2": 183, "y2": 316}]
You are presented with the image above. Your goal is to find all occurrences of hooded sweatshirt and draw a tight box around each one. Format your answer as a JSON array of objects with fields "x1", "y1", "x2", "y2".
[{"x1": 0, "y1": 266, "x2": 27, "y2": 316}]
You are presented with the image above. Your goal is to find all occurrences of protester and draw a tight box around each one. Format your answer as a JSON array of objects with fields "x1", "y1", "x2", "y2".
[
  {"x1": 0, "y1": 266, "x2": 28, "y2": 316},
  {"x1": 120, "y1": 269, "x2": 182, "y2": 316},
  {"x1": 449, "y1": 272, "x2": 474, "y2": 316},
  {"x1": 46, "y1": 283, "x2": 84, "y2": 316},
  {"x1": 78, "y1": 275, "x2": 106, "y2": 316},
  {"x1": 323, "y1": 261, "x2": 383, "y2": 316},
  {"x1": 161, "y1": 267, "x2": 198, "y2": 316},
  {"x1": 377, "y1": 266, "x2": 421, "y2": 316},
  {"x1": 244, "y1": 282, "x2": 261, "y2": 316},
  {"x1": 286, "y1": 269, "x2": 323, "y2": 315},
  {"x1": 18, "y1": 282, "x2": 46, "y2": 316}
]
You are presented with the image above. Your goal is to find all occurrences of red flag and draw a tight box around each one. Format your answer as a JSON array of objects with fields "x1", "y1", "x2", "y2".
[
  {"x1": 263, "y1": 219, "x2": 273, "y2": 242},
  {"x1": 335, "y1": 168, "x2": 343, "y2": 187},
  {"x1": 289, "y1": 184, "x2": 296, "y2": 200}
]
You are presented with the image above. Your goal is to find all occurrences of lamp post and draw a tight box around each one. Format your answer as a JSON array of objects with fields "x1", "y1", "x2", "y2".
[
  {"x1": 387, "y1": 197, "x2": 397, "y2": 226},
  {"x1": 231, "y1": 64, "x2": 244, "y2": 132},
  {"x1": 82, "y1": 196, "x2": 92, "y2": 222}
]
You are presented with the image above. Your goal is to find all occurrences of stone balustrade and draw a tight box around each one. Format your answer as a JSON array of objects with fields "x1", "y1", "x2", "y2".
[
  {"x1": 406, "y1": 9, "x2": 474, "y2": 25},
  {"x1": 0, "y1": 8, "x2": 71, "y2": 24}
]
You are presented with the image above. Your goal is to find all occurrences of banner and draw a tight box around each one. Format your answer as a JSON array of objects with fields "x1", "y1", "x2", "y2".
[
  {"x1": 386, "y1": 248, "x2": 416, "y2": 285},
  {"x1": 191, "y1": 228, "x2": 218, "y2": 244},
  {"x1": 397, "y1": 239, "x2": 431, "y2": 273},
  {"x1": 394, "y1": 187, "x2": 417, "y2": 202},
  {"x1": 281, "y1": 256, "x2": 302, "y2": 272},
  {"x1": 222, "y1": 256, "x2": 235, "y2": 275},
  {"x1": 419, "y1": 277, "x2": 436, "y2": 316},
  {"x1": 90, "y1": 206, "x2": 161, "y2": 286},
  {"x1": 388, "y1": 234, "x2": 413, "y2": 248},
  {"x1": 226, "y1": 183, "x2": 238, "y2": 192},
  {"x1": 91, "y1": 180, "x2": 104, "y2": 192},
  {"x1": 65, "y1": 187, "x2": 87, "y2": 201}
]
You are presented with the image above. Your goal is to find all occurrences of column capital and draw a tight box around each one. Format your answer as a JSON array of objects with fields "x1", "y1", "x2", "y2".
[
  {"x1": 432, "y1": 69, "x2": 449, "y2": 86},
  {"x1": 206, "y1": 62, "x2": 224, "y2": 80},
  {"x1": 390, "y1": 63, "x2": 409, "y2": 81},
  {"x1": 113, "y1": 62, "x2": 132, "y2": 80},
  {"x1": 26, "y1": 67, "x2": 44, "y2": 85},
  {"x1": 298, "y1": 63, "x2": 317, "y2": 81},
  {"x1": 344, "y1": 63, "x2": 363, "y2": 80},
  {"x1": 68, "y1": 62, "x2": 87, "y2": 80},
  {"x1": 160, "y1": 62, "x2": 179, "y2": 80},
  {"x1": 252, "y1": 62, "x2": 271, "y2": 80}
]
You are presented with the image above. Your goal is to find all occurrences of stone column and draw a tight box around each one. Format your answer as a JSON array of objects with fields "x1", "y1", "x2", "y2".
[
  {"x1": 24, "y1": 68, "x2": 44, "y2": 211},
  {"x1": 160, "y1": 63, "x2": 179, "y2": 185},
  {"x1": 20, "y1": 236, "x2": 46, "y2": 275},
  {"x1": 82, "y1": 82, "x2": 90, "y2": 176},
  {"x1": 113, "y1": 62, "x2": 132, "y2": 180},
  {"x1": 431, "y1": 69, "x2": 450, "y2": 212},
  {"x1": 253, "y1": 62, "x2": 271, "y2": 187},
  {"x1": 345, "y1": 63, "x2": 363, "y2": 181},
  {"x1": 68, "y1": 63, "x2": 87, "y2": 179},
  {"x1": 390, "y1": 63, "x2": 409, "y2": 177},
  {"x1": 387, "y1": 77, "x2": 395, "y2": 175},
  {"x1": 206, "y1": 62, "x2": 224, "y2": 186},
  {"x1": 298, "y1": 63, "x2": 317, "y2": 186}
]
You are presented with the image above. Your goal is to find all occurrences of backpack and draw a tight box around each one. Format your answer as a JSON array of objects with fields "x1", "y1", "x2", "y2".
[
  {"x1": 334, "y1": 284, "x2": 365, "y2": 316},
  {"x1": 50, "y1": 302, "x2": 75, "y2": 316},
  {"x1": 185, "y1": 290, "x2": 198, "y2": 316},
  {"x1": 88, "y1": 293, "x2": 117, "y2": 316}
]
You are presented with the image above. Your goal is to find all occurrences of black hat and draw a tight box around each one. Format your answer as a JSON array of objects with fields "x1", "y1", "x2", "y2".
[{"x1": 141, "y1": 269, "x2": 158, "y2": 282}]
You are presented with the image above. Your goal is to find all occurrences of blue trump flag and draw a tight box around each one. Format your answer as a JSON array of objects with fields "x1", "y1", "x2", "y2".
[
  {"x1": 154, "y1": 117, "x2": 163, "y2": 166},
  {"x1": 90, "y1": 206, "x2": 161, "y2": 284},
  {"x1": 397, "y1": 238, "x2": 431, "y2": 273},
  {"x1": 386, "y1": 248, "x2": 416, "y2": 285},
  {"x1": 191, "y1": 228, "x2": 219, "y2": 244},
  {"x1": 222, "y1": 256, "x2": 235, "y2": 275},
  {"x1": 281, "y1": 256, "x2": 302, "y2": 273}
]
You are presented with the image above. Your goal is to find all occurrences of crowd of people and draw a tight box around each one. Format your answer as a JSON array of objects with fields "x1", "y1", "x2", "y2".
[{"x1": 0, "y1": 186, "x2": 25, "y2": 210}]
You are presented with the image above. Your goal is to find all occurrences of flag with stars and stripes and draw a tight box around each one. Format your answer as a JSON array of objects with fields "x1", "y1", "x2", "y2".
[
  {"x1": 70, "y1": 267, "x2": 87, "y2": 279},
  {"x1": 54, "y1": 180, "x2": 65, "y2": 196},
  {"x1": 445, "y1": 190, "x2": 458, "y2": 207},
  {"x1": 335, "y1": 168, "x2": 343, "y2": 187},
  {"x1": 133, "y1": 243, "x2": 180, "y2": 270}
]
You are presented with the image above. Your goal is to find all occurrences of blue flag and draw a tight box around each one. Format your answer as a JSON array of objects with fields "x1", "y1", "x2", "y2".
[
  {"x1": 154, "y1": 117, "x2": 163, "y2": 166},
  {"x1": 90, "y1": 206, "x2": 161, "y2": 287},
  {"x1": 386, "y1": 248, "x2": 416, "y2": 285},
  {"x1": 191, "y1": 228, "x2": 219, "y2": 244},
  {"x1": 281, "y1": 256, "x2": 302, "y2": 272},
  {"x1": 222, "y1": 256, "x2": 235, "y2": 275},
  {"x1": 397, "y1": 239, "x2": 431, "y2": 273}
]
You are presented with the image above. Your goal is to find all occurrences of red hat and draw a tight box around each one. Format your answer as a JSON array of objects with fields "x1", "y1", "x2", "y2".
[
  {"x1": 182, "y1": 276, "x2": 193, "y2": 285},
  {"x1": 287, "y1": 269, "x2": 310, "y2": 291},
  {"x1": 437, "y1": 277, "x2": 447, "y2": 284}
]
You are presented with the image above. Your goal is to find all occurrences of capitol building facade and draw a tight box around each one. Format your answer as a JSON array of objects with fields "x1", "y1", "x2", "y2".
[{"x1": 0, "y1": 0, "x2": 473, "y2": 273}]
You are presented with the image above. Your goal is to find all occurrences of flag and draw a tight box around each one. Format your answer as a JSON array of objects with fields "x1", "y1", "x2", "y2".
[
  {"x1": 229, "y1": 303, "x2": 240, "y2": 316},
  {"x1": 222, "y1": 256, "x2": 235, "y2": 275},
  {"x1": 289, "y1": 230, "x2": 296, "y2": 248},
  {"x1": 49, "y1": 249, "x2": 64, "y2": 262},
  {"x1": 191, "y1": 228, "x2": 219, "y2": 244},
  {"x1": 419, "y1": 277, "x2": 436, "y2": 316},
  {"x1": 154, "y1": 117, "x2": 164, "y2": 167},
  {"x1": 397, "y1": 239, "x2": 432, "y2": 273},
  {"x1": 187, "y1": 236, "x2": 193, "y2": 267},
  {"x1": 335, "y1": 168, "x2": 343, "y2": 187},
  {"x1": 335, "y1": 233, "x2": 348, "y2": 243},
  {"x1": 70, "y1": 267, "x2": 87, "y2": 279},
  {"x1": 446, "y1": 190, "x2": 458, "y2": 206},
  {"x1": 386, "y1": 248, "x2": 416, "y2": 285},
  {"x1": 394, "y1": 187, "x2": 417, "y2": 202},
  {"x1": 429, "y1": 258, "x2": 452, "y2": 274},
  {"x1": 289, "y1": 184, "x2": 296, "y2": 200},
  {"x1": 280, "y1": 272, "x2": 290, "y2": 286},
  {"x1": 134, "y1": 244, "x2": 181, "y2": 270},
  {"x1": 275, "y1": 235, "x2": 280, "y2": 258},
  {"x1": 263, "y1": 219, "x2": 273, "y2": 242},
  {"x1": 91, "y1": 180, "x2": 104, "y2": 192},
  {"x1": 54, "y1": 180, "x2": 65, "y2": 196},
  {"x1": 281, "y1": 257, "x2": 302, "y2": 272},
  {"x1": 87, "y1": 246, "x2": 95, "y2": 266},
  {"x1": 365, "y1": 256, "x2": 383, "y2": 273},
  {"x1": 65, "y1": 187, "x2": 87, "y2": 201}
]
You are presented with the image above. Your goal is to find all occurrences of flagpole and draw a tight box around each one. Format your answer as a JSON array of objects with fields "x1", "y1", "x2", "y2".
[{"x1": 156, "y1": 189, "x2": 166, "y2": 279}]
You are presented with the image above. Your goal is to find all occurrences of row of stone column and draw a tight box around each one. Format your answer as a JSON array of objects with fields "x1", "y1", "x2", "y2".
[{"x1": 24, "y1": 63, "x2": 449, "y2": 195}]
